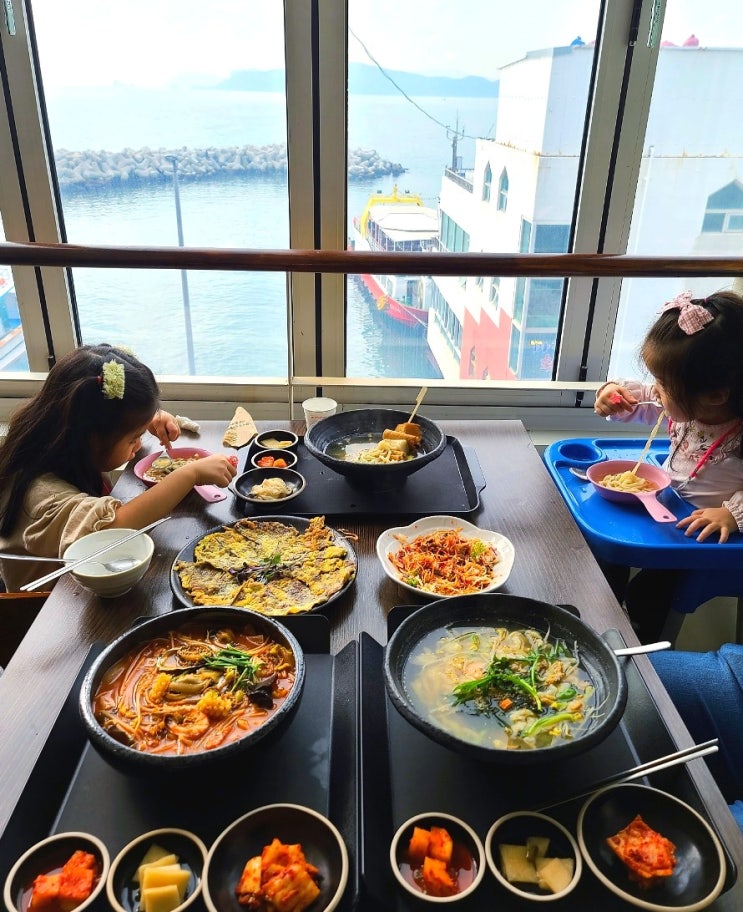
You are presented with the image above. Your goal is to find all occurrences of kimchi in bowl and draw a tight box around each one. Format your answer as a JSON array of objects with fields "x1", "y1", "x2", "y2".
[{"x1": 79, "y1": 606, "x2": 305, "y2": 773}]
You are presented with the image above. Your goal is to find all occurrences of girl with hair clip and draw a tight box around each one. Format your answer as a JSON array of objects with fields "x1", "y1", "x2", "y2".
[
  {"x1": 0, "y1": 344, "x2": 236, "y2": 591},
  {"x1": 594, "y1": 290, "x2": 743, "y2": 642}
]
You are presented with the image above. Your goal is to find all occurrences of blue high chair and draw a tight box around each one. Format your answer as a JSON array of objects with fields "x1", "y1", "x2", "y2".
[{"x1": 542, "y1": 437, "x2": 743, "y2": 644}]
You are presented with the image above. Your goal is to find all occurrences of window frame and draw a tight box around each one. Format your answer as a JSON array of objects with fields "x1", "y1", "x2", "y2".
[{"x1": 0, "y1": 0, "x2": 690, "y2": 429}]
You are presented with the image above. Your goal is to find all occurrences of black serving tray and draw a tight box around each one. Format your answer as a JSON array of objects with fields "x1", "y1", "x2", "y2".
[
  {"x1": 356, "y1": 606, "x2": 737, "y2": 911},
  {"x1": 237, "y1": 436, "x2": 486, "y2": 517},
  {"x1": 0, "y1": 615, "x2": 358, "y2": 912}
]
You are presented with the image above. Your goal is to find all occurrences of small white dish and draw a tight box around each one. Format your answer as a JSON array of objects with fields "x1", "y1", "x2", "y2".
[
  {"x1": 485, "y1": 811, "x2": 581, "y2": 902},
  {"x1": 4, "y1": 831, "x2": 110, "y2": 912},
  {"x1": 63, "y1": 529, "x2": 154, "y2": 598},
  {"x1": 390, "y1": 811, "x2": 485, "y2": 903},
  {"x1": 376, "y1": 515, "x2": 515, "y2": 597}
]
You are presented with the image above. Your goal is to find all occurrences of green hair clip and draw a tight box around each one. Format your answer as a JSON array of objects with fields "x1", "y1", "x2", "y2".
[{"x1": 101, "y1": 360, "x2": 126, "y2": 399}]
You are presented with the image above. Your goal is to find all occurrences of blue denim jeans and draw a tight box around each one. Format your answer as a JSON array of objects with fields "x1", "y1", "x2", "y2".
[{"x1": 650, "y1": 645, "x2": 743, "y2": 831}]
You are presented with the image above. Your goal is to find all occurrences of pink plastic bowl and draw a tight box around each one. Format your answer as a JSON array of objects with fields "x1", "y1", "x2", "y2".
[{"x1": 586, "y1": 459, "x2": 676, "y2": 523}]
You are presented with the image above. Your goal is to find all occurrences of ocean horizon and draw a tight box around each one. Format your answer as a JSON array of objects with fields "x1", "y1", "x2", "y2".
[{"x1": 44, "y1": 87, "x2": 497, "y2": 377}]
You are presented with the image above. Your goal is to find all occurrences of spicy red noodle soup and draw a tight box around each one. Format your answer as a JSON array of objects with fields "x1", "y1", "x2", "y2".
[{"x1": 92, "y1": 622, "x2": 296, "y2": 756}]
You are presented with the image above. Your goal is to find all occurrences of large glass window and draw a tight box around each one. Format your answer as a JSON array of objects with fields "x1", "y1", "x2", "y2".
[
  {"x1": 2, "y1": 1, "x2": 741, "y2": 418},
  {"x1": 346, "y1": 1, "x2": 600, "y2": 381},
  {"x1": 609, "y1": 5, "x2": 743, "y2": 379},
  {"x1": 29, "y1": 0, "x2": 289, "y2": 377}
]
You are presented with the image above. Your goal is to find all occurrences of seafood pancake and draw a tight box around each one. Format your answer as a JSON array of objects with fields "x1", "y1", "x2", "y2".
[{"x1": 174, "y1": 516, "x2": 356, "y2": 615}]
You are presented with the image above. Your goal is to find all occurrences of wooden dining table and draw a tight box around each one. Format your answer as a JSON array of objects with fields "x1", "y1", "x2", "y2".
[{"x1": 1, "y1": 419, "x2": 741, "y2": 909}]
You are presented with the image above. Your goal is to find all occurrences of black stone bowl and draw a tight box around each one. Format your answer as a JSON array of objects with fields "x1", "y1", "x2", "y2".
[
  {"x1": 577, "y1": 784, "x2": 727, "y2": 910},
  {"x1": 79, "y1": 606, "x2": 305, "y2": 775},
  {"x1": 303, "y1": 408, "x2": 446, "y2": 488},
  {"x1": 383, "y1": 593, "x2": 628, "y2": 765},
  {"x1": 203, "y1": 804, "x2": 349, "y2": 912}
]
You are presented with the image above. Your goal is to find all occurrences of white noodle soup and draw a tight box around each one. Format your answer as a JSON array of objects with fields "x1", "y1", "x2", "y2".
[{"x1": 404, "y1": 625, "x2": 597, "y2": 751}]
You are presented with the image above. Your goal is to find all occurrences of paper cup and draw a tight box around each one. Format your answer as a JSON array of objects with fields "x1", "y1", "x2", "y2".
[{"x1": 302, "y1": 397, "x2": 337, "y2": 428}]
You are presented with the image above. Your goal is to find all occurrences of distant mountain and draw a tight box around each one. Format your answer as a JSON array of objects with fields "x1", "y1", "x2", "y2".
[{"x1": 216, "y1": 63, "x2": 498, "y2": 98}]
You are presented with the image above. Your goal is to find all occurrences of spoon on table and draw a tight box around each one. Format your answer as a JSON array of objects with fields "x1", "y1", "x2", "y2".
[
  {"x1": 0, "y1": 552, "x2": 140, "y2": 573},
  {"x1": 614, "y1": 641, "x2": 672, "y2": 656}
]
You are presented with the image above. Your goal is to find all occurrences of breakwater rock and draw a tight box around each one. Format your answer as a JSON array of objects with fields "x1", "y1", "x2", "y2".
[{"x1": 54, "y1": 145, "x2": 405, "y2": 192}]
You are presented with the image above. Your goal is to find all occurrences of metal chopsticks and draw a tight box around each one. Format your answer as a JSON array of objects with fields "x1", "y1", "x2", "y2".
[{"x1": 536, "y1": 738, "x2": 719, "y2": 812}]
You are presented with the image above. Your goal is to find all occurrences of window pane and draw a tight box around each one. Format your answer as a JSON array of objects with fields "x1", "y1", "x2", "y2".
[
  {"x1": 31, "y1": 1, "x2": 288, "y2": 376},
  {"x1": 346, "y1": 1, "x2": 601, "y2": 380},
  {"x1": 610, "y1": 8, "x2": 743, "y2": 378},
  {"x1": 0, "y1": 216, "x2": 27, "y2": 371}
]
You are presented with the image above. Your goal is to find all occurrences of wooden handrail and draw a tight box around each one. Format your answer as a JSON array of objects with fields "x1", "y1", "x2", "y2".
[{"x1": 1, "y1": 241, "x2": 742, "y2": 278}]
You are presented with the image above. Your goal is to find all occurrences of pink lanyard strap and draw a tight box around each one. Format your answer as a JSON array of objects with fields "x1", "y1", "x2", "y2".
[{"x1": 669, "y1": 420, "x2": 743, "y2": 480}]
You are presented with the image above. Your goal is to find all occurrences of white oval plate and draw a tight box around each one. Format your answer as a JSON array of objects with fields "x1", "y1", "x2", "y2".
[{"x1": 376, "y1": 514, "x2": 515, "y2": 598}]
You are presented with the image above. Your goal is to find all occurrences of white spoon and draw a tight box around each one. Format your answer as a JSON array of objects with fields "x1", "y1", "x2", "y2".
[{"x1": 614, "y1": 641, "x2": 671, "y2": 656}]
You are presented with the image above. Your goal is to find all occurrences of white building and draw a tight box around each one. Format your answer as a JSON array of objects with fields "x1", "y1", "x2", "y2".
[{"x1": 428, "y1": 44, "x2": 743, "y2": 381}]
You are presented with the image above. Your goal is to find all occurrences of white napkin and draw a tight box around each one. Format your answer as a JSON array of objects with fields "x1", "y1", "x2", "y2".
[{"x1": 175, "y1": 415, "x2": 201, "y2": 434}]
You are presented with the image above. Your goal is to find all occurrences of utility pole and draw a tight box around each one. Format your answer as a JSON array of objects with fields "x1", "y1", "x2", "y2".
[{"x1": 164, "y1": 154, "x2": 196, "y2": 375}]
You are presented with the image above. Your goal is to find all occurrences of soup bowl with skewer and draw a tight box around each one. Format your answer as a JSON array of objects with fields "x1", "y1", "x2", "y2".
[
  {"x1": 586, "y1": 460, "x2": 676, "y2": 523},
  {"x1": 79, "y1": 606, "x2": 305, "y2": 775},
  {"x1": 303, "y1": 408, "x2": 446, "y2": 488}
]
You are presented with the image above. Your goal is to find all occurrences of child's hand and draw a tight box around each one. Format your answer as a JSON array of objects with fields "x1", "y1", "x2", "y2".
[
  {"x1": 594, "y1": 383, "x2": 637, "y2": 418},
  {"x1": 149, "y1": 409, "x2": 181, "y2": 448},
  {"x1": 188, "y1": 453, "x2": 238, "y2": 488},
  {"x1": 676, "y1": 507, "x2": 738, "y2": 543}
]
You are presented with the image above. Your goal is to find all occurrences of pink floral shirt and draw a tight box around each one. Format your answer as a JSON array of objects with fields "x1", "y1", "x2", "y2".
[{"x1": 606, "y1": 380, "x2": 743, "y2": 531}]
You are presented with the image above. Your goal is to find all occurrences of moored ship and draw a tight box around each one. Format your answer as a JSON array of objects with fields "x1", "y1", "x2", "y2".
[{"x1": 350, "y1": 186, "x2": 439, "y2": 330}]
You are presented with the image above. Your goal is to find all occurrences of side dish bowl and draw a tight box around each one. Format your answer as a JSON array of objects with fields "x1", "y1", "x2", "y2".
[
  {"x1": 485, "y1": 811, "x2": 581, "y2": 902},
  {"x1": 253, "y1": 429, "x2": 299, "y2": 451},
  {"x1": 4, "y1": 831, "x2": 110, "y2": 912},
  {"x1": 383, "y1": 593, "x2": 628, "y2": 765},
  {"x1": 203, "y1": 804, "x2": 348, "y2": 912},
  {"x1": 79, "y1": 605, "x2": 305, "y2": 774},
  {"x1": 231, "y1": 467, "x2": 307, "y2": 507},
  {"x1": 376, "y1": 515, "x2": 515, "y2": 597},
  {"x1": 303, "y1": 408, "x2": 446, "y2": 488},
  {"x1": 577, "y1": 784, "x2": 726, "y2": 912},
  {"x1": 390, "y1": 811, "x2": 485, "y2": 904},
  {"x1": 107, "y1": 827, "x2": 207, "y2": 912},
  {"x1": 63, "y1": 529, "x2": 154, "y2": 598},
  {"x1": 250, "y1": 448, "x2": 299, "y2": 469}
]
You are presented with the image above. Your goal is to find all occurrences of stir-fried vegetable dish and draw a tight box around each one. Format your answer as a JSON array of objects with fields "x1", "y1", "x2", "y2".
[
  {"x1": 389, "y1": 528, "x2": 500, "y2": 595},
  {"x1": 93, "y1": 622, "x2": 296, "y2": 755},
  {"x1": 406, "y1": 625, "x2": 597, "y2": 750}
]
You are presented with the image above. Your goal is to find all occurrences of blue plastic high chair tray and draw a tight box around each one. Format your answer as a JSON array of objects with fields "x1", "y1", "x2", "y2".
[{"x1": 542, "y1": 437, "x2": 743, "y2": 571}]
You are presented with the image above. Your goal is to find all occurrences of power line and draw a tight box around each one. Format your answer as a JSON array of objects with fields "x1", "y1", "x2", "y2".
[{"x1": 349, "y1": 27, "x2": 494, "y2": 143}]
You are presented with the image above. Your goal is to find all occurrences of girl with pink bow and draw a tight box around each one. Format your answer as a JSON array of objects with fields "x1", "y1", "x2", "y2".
[{"x1": 593, "y1": 290, "x2": 743, "y2": 641}]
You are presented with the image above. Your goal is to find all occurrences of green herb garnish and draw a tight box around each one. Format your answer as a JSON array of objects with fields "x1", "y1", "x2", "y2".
[{"x1": 202, "y1": 646, "x2": 263, "y2": 691}]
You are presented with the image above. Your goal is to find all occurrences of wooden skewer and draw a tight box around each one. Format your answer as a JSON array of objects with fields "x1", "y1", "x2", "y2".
[
  {"x1": 631, "y1": 409, "x2": 666, "y2": 475},
  {"x1": 408, "y1": 387, "x2": 428, "y2": 424}
]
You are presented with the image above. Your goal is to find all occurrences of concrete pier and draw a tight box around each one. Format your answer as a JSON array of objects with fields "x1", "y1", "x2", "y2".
[{"x1": 54, "y1": 145, "x2": 405, "y2": 192}]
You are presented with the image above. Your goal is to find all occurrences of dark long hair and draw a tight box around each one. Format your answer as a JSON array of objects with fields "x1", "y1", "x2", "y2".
[
  {"x1": 0, "y1": 344, "x2": 159, "y2": 535},
  {"x1": 641, "y1": 291, "x2": 743, "y2": 426}
]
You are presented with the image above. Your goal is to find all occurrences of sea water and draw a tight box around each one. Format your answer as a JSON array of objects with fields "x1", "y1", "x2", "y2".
[{"x1": 44, "y1": 88, "x2": 497, "y2": 377}]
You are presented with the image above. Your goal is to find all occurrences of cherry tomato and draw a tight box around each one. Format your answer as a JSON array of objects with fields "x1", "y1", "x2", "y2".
[{"x1": 228, "y1": 455, "x2": 239, "y2": 467}]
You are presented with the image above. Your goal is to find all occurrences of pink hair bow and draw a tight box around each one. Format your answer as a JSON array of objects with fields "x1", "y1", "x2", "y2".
[{"x1": 662, "y1": 290, "x2": 713, "y2": 335}]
